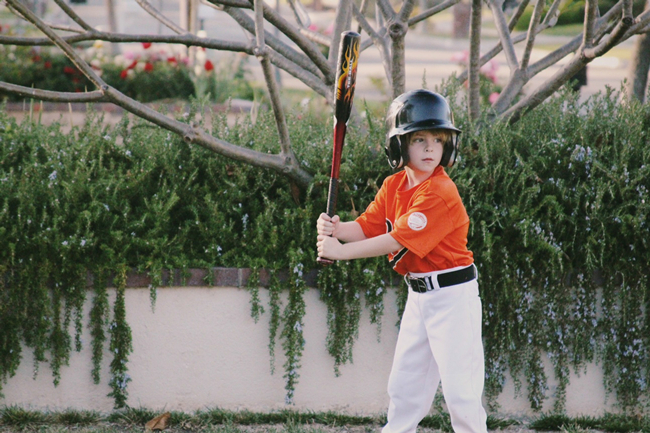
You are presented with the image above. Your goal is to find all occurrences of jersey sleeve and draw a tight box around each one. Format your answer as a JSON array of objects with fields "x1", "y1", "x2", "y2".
[
  {"x1": 355, "y1": 179, "x2": 389, "y2": 239},
  {"x1": 389, "y1": 186, "x2": 468, "y2": 258}
]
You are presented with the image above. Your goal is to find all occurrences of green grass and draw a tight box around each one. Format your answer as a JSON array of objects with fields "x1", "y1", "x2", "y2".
[
  {"x1": 530, "y1": 413, "x2": 650, "y2": 433},
  {"x1": 1, "y1": 407, "x2": 649, "y2": 433}
]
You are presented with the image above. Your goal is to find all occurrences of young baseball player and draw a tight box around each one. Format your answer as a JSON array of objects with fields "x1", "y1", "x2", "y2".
[{"x1": 316, "y1": 89, "x2": 487, "y2": 433}]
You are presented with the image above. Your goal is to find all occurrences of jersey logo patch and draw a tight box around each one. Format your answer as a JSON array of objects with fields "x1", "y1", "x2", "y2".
[{"x1": 407, "y1": 212, "x2": 427, "y2": 231}]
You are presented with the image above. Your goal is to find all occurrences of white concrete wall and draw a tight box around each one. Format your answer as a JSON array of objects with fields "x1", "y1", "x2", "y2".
[{"x1": 2, "y1": 286, "x2": 613, "y2": 417}]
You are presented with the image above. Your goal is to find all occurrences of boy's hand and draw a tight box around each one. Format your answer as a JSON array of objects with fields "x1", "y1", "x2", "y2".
[
  {"x1": 317, "y1": 235, "x2": 343, "y2": 261},
  {"x1": 316, "y1": 213, "x2": 340, "y2": 237}
]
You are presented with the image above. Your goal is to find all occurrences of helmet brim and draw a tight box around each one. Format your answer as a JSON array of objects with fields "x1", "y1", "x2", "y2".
[{"x1": 389, "y1": 119, "x2": 461, "y2": 138}]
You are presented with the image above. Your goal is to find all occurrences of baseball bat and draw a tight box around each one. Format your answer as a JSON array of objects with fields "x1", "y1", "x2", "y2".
[{"x1": 318, "y1": 30, "x2": 361, "y2": 265}]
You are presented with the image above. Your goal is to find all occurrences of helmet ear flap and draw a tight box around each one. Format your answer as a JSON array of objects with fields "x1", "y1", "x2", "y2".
[
  {"x1": 385, "y1": 135, "x2": 405, "y2": 169},
  {"x1": 439, "y1": 132, "x2": 459, "y2": 167}
]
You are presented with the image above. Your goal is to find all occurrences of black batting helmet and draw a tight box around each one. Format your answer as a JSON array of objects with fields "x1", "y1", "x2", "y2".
[{"x1": 384, "y1": 89, "x2": 461, "y2": 169}]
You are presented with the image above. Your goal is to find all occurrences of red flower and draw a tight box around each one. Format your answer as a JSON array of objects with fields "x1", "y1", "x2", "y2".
[
  {"x1": 144, "y1": 62, "x2": 154, "y2": 72},
  {"x1": 167, "y1": 57, "x2": 177, "y2": 64},
  {"x1": 72, "y1": 77, "x2": 81, "y2": 83},
  {"x1": 142, "y1": 42, "x2": 152, "y2": 49},
  {"x1": 120, "y1": 69, "x2": 128, "y2": 79},
  {"x1": 32, "y1": 55, "x2": 42, "y2": 62},
  {"x1": 44, "y1": 61, "x2": 52, "y2": 69},
  {"x1": 127, "y1": 60, "x2": 138, "y2": 70},
  {"x1": 204, "y1": 60, "x2": 214, "y2": 72},
  {"x1": 63, "y1": 66, "x2": 75, "y2": 74}
]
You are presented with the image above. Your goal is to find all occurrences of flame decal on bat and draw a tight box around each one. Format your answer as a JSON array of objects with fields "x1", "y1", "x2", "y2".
[{"x1": 336, "y1": 37, "x2": 360, "y2": 103}]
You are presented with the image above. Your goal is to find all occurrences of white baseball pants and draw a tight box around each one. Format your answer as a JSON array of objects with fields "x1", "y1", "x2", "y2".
[{"x1": 382, "y1": 277, "x2": 487, "y2": 433}]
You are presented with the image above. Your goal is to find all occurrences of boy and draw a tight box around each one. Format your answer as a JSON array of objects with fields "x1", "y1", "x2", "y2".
[{"x1": 316, "y1": 89, "x2": 488, "y2": 433}]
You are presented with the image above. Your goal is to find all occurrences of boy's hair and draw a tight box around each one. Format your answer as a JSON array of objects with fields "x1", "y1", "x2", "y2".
[{"x1": 404, "y1": 129, "x2": 454, "y2": 148}]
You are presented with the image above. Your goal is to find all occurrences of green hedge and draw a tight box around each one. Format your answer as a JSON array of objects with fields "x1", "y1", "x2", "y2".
[{"x1": 1, "y1": 86, "x2": 649, "y2": 413}]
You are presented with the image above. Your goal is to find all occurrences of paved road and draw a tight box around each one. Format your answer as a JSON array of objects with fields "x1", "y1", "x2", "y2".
[{"x1": 36, "y1": 0, "x2": 635, "y2": 103}]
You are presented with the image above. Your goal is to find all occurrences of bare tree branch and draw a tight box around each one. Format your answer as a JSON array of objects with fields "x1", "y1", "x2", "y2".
[
  {"x1": 225, "y1": 6, "x2": 324, "y2": 79},
  {"x1": 408, "y1": 0, "x2": 461, "y2": 27},
  {"x1": 52, "y1": 0, "x2": 95, "y2": 32},
  {"x1": 43, "y1": 22, "x2": 86, "y2": 34},
  {"x1": 583, "y1": 0, "x2": 600, "y2": 48},
  {"x1": 0, "y1": 31, "x2": 251, "y2": 51},
  {"x1": 6, "y1": 0, "x2": 103, "y2": 89},
  {"x1": 376, "y1": 0, "x2": 397, "y2": 21},
  {"x1": 0, "y1": 81, "x2": 106, "y2": 102},
  {"x1": 502, "y1": 56, "x2": 587, "y2": 124},
  {"x1": 520, "y1": 0, "x2": 545, "y2": 70},
  {"x1": 397, "y1": 0, "x2": 417, "y2": 23},
  {"x1": 136, "y1": 0, "x2": 187, "y2": 34},
  {"x1": 488, "y1": 0, "x2": 519, "y2": 70},
  {"x1": 2, "y1": 0, "x2": 648, "y2": 184},
  {"x1": 356, "y1": 0, "x2": 371, "y2": 33},
  {"x1": 244, "y1": 0, "x2": 333, "y2": 83},
  {"x1": 584, "y1": 14, "x2": 635, "y2": 58},
  {"x1": 3, "y1": 0, "x2": 313, "y2": 187},
  {"x1": 528, "y1": 2, "x2": 622, "y2": 75},
  {"x1": 511, "y1": 0, "x2": 533, "y2": 28},
  {"x1": 299, "y1": 27, "x2": 332, "y2": 46},
  {"x1": 352, "y1": 2, "x2": 392, "y2": 85},
  {"x1": 252, "y1": 0, "x2": 298, "y2": 162},
  {"x1": 328, "y1": 0, "x2": 352, "y2": 73}
]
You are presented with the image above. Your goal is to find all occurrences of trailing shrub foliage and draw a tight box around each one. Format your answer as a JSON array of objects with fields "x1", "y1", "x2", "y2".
[{"x1": 1, "y1": 86, "x2": 649, "y2": 413}]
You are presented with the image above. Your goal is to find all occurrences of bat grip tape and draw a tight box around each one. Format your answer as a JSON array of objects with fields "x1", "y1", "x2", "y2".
[{"x1": 326, "y1": 177, "x2": 339, "y2": 217}]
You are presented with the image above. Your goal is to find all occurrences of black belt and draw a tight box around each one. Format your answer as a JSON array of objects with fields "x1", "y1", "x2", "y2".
[{"x1": 405, "y1": 264, "x2": 477, "y2": 293}]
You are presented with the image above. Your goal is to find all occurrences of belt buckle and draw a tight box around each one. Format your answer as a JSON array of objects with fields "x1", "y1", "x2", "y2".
[{"x1": 407, "y1": 277, "x2": 428, "y2": 293}]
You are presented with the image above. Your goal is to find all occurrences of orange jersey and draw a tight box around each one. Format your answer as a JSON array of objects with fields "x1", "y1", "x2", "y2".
[{"x1": 355, "y1": 166, "x2": 473, "y2": 275}]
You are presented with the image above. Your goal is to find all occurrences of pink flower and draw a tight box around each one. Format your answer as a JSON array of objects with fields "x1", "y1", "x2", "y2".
[
  {"x1": 489, "y1": 92, "x2": 500, "y2": 105},
  {"x1": 480, "y1": 59, "x2": 499, "y2": 83},
  {"x1": 451, "y1": 50, "x2": 469, "y2": 64}
]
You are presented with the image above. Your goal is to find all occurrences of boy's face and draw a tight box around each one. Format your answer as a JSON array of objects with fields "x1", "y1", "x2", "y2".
[{"x1": 406, "y1": 130, "x2": 445, "y2": 175}]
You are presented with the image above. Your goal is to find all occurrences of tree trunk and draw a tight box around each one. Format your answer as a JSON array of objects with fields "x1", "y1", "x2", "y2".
[
  {"x1": 105, "y1": 0, "x2": 119, "y2": 55},
  {"x1": 626, "y1": 1, "x2": 650, "y2": 103}
]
